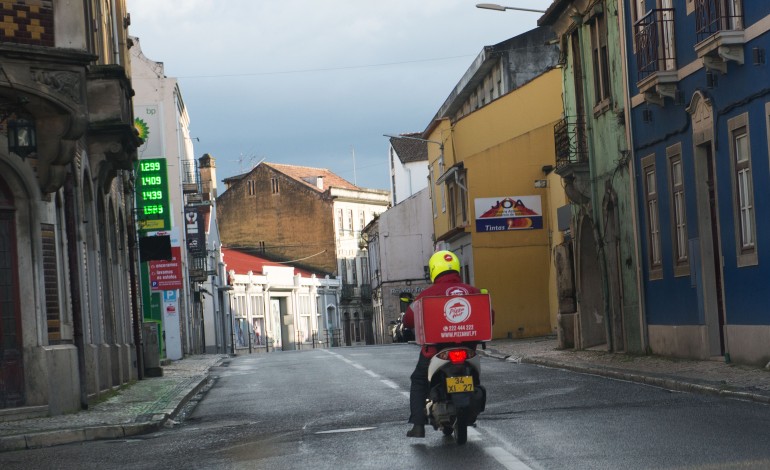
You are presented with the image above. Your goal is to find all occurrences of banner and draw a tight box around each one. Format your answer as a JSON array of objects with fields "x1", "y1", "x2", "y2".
[{"x1": 474, "y1": 196, "x2": 543, "y2": 232}]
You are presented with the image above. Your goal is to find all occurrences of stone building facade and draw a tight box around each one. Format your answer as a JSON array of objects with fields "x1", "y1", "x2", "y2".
[{"x1": 1, "y1": 0, "x2": 141, "y2": 415}]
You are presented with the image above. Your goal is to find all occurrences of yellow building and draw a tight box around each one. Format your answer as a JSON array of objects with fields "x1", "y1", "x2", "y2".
[{"x1": 426, "y1": 64, "x2": 566, "y2": 339}]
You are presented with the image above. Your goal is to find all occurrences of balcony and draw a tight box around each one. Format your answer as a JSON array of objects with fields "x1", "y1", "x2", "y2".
[
  {"x1": 189, "y1": 255, "x2": 210, "y2": 282},
  {"x1": 554, "y1": 117, "x2": 591, "y2": 204},
  {"x1": 694, "y1": 0, "x2": 745, "y2": 72},
  {"x1": 635, "y1": 9, "x2": 678, "y2": 106},
  {"x1": 341, "y1": 284, "x2": 356, "y2": 301}
]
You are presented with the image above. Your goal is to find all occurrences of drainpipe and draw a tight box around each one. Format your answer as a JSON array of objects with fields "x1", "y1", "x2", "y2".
[
  {"x1": 126, "y1": 183, "x2": 145, "y2": 380},
  {"x1": 64, "y1": 173, "x2": 89, "y2": 409}
]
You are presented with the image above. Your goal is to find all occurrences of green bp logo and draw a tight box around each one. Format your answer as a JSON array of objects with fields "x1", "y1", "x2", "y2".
[{"x1": 134, "y1": 117, "x2": 150, "y2": 141}]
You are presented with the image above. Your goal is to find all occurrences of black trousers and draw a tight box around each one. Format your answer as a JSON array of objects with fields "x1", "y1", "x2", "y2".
[{"x1": 408, "y1": 352, "x2": 431, "y2": 424}]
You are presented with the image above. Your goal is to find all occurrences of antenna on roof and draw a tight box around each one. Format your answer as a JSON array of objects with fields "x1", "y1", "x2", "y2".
[{"x1": 351, "y1": 146, "x2": 357, "y2": 185}]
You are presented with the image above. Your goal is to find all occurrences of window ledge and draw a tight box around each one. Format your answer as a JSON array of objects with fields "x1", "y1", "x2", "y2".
[{"x1": 593, "y1": 98, "x2": 611, "y2": 117}]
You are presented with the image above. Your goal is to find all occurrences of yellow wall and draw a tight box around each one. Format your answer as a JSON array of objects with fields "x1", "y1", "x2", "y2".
[{"x1": 427, "y1": 69, "x2": 565, "y2": 339}]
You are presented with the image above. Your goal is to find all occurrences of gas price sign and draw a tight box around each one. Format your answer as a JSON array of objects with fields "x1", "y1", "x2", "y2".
[{"x1": 136, "y1": 158, "x2": 171, "y2": 232}]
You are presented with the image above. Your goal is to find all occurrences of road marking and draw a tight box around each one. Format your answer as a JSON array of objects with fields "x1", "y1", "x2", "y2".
[
  {"x1": 316, "y1": 427, "x2": 377, "y2": 434},
  {"x1": 352, "y1": 363, "x2": 366, "y2": 370},
  {"x1": 380, "y1": 379, "x2": 400, "y2": 389},
  {"x1": 467, "y1": 426, "x2": 482, "y2": 442},
  {"x1": 365, "y1": 370, "x2": 379, "y2": 378},
  {"x1": 485, "y1": 447, "x2": 533, "y2": 470}
]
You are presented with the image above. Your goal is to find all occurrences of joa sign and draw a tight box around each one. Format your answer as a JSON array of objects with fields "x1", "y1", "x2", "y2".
[{"x1": 136, "y1": 158, "x2": 171, "y2": 233}]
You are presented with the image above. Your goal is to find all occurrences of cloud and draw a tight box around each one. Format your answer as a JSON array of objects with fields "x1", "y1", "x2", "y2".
[{"x1": 127, "y1": 0, "x2": 546, "y2": 188}]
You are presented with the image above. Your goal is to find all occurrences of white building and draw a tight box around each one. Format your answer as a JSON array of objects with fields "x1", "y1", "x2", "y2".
[
  {"x1": 130, "y1": 37, "x2": 223, "y2": 357},
  {"x1": 332, "y1": 186, "x2": 391, "y2": 345},
  {"x1": 223, "y1": 248, "x2": 341, "y2": 352},
  {"x1": 364, "y1": 188, "x2": 434, "y2": 343},
  {"x1": 387, "y1": 133, "x2": 429, "y2": 206}
]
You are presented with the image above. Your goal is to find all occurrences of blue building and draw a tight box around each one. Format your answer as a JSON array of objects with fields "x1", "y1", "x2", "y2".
[{"x1": 624, "y1": 0, "x2": 770, "y2": 365}]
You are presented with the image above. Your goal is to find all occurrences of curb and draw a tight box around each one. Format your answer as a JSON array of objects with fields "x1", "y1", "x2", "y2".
[{"x1": 0, "y1": 375, "x2": 211, "y2": 453}]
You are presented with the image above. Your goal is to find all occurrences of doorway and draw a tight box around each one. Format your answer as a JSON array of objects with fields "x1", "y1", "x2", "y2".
[
  {"x1": 695, "y1": 143, "x2": 726, "y2": 355},
  {"x1": 0, "y1": 177, "x2": 24, "y2": 408}
]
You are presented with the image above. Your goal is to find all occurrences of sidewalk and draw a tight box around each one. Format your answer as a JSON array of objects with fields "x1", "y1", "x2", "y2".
[
  {"x1": 0, "y1": 354, "x2": 227, "y2": 452},
  {"x1": 483, "y1": 337, "x2": 770, "y2": 404},
  {"x1": 2, "y1": 339, "x2": 770, "y2": 453}
]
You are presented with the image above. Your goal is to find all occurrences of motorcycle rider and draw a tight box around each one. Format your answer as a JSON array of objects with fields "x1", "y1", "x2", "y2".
[{"x1": 402, "y1": 250, "x2": 483, "y2": 438}]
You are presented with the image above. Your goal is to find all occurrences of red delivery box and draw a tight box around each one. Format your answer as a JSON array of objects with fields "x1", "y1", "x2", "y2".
[{"x1": 411, "y1": 293, "x2": 493, "y2": 345}]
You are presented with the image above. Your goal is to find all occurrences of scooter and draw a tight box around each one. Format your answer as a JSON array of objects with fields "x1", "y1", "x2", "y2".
[{"x1": 425, "y1": 344, "x2": 486, "y2": 445}]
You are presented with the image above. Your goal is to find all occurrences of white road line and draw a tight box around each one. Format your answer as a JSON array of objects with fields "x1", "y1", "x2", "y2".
[
  {"x1": 485, "y1": 447, "x2": 533, "y2": 470},
  {"x1": 365, "y1": 370, "x2": 379, "y2": 378},
  {"x1": 467, "y1": 426, "x2": 482, "y2": 442},
  {"x1": 400, "y1": 391, "x2": 410, "y2": 398},
  {"x1": 352, "y1": 363, "x2": 366, "y2": 370},
  {"x1": 316, "y1": 427, "x2": 377, "y2": 434},
  {"x1": 380, "y1": 379, "x2": 400, "y2": 389}
]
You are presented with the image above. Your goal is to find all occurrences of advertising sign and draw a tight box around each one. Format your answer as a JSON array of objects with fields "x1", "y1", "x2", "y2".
[
  {"x1": 411, "y1": 294, "x2": 493, "y2": 345},
  {"x1": 474, "y1": 196, "x2": 543, "y2": 232},
  {"x1": 149, "y1": 246, "x2": 183, "y2": 291},
  {"x1": 136, "y1": 158, "x2": 171, "y2": 233},
  {"x1": 184, "y1": 206, "x2": 206, "y2": 254},
  {"x1": 134, "y1": 104, "x2": 163, "y2": 158}
]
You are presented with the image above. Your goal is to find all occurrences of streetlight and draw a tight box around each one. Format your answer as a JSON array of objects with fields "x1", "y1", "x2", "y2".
[
  {"x1": 476, "y1": 3, "x2": 546, "y2": 13},
  {"x1": 383, "y1": 134, "x2": 443, "y2": 151}
]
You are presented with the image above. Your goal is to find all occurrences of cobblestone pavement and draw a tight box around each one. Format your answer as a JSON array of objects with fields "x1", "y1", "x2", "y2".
[{"x1": 2, "y1": 338, "x2": 770, "y2": 452}]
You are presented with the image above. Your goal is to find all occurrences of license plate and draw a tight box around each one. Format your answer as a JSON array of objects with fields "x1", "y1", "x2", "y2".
[{"x1": 446, "y1": 376, "x2": 474, "y2": 393}]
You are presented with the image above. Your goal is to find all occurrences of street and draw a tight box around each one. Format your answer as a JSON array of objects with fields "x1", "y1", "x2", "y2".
[{"x1": 3, "y1": 344, "x2": 770, "y2": 469}]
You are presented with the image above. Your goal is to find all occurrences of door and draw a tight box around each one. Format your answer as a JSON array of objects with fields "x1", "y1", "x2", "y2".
[
  {"x1": 660, "y1": 0, "x2": 676, "y2": 71},
  {"x1": 270, "y1": 299, "x2": 282, "y2": 350},
  {"x1": 0, "y1": 179, "x2": 24, "y2": 408},
  {"x1": 694, "y1": 142, "x2": 726, "y2": 356}
]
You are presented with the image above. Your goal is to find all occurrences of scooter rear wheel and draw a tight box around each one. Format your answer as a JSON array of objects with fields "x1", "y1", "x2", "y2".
[{"x1": 454, "y1": 411, "x2": 468, "y2": 445}]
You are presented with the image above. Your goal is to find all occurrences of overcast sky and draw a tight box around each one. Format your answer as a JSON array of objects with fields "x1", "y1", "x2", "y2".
[{"x1": 127, "y1": 1, "x2": 549, "y2": 190}]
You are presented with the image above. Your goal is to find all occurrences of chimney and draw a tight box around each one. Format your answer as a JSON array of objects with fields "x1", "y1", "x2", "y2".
[
  {"x1": 198, "y1": 153, "x2": 218, "y2": 199},
  {"x1": 316, "y1": 176, "x2": 324, "y2": 190}
]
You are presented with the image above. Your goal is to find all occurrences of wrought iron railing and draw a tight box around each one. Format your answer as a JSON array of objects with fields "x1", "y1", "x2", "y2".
[
  {"x1": 554, "y1": 117, "x2": 588, "y2": 171},
  {"x1": 695, "y1": 0, "x2": 743, "y2": 42},
  {"x1": 341, "y1": 284, "x2": 356, "y2": 300},
  {"x1": 635, "y1": 9, "x2": 676, "y2": 81}
]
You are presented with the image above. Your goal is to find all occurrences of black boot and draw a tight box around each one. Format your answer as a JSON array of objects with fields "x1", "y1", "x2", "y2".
[{"x1": 407, "y1": 424, "x2": 425, "y2": 438}]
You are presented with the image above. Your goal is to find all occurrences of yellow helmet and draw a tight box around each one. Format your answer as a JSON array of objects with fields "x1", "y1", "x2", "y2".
[{"x1": 429, "y1": 250, "x2": 460, "y2": 282}]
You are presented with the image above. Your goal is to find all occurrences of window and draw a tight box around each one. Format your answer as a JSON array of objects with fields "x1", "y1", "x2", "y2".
[
  {"x1": 350, "y1": 258, "x2": 357, "y2": 285},
  {"x1": 590, "y1": 7, "x2": 611, "y2": 111},
  {"x1": 667, "y1": 144, "x2": 689, "y2": 276},
  {"x1": 359, "y1": 211, "x2": 365, "y2": 232},
  {"x1": 339, "y1": 259, "x2": 347, "y2": 284},
  {"x1": 347, "y1": 209, "x2": 354, "y2": 234},
  {"x1": 299, "y1": 294, "x2": 311, "y2": 343},
  {"x1": 447, "y1": 173, "x2": 468, "y2": 229},
  {"x1": 729, "y1": 113, "x2": 757, "y2": 266},
  {"x1": 251, "y1": 295, "x2": 265, "y2": 346},
  {"x1": 247, "y1": 180, "x2": 255, "y2": 196},
  {"x1": 270, "y1": 177, "x2": 279, "y2": 194},
  {"x1": 642, "y1": 154, "x2": 662, "y2": 279},
  {"x1": 361, "y1": 257, "x2": 370, "y2": 284}
]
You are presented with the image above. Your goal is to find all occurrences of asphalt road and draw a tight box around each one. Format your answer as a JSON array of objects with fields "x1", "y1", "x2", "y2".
[{"x1": 3, "y1": 344, "x2": 770, "y2": 469}]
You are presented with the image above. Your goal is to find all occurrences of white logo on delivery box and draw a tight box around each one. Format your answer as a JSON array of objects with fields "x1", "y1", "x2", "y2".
[{"x1": 443, "y1": 298, "x2": 471, "y2": 323}]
